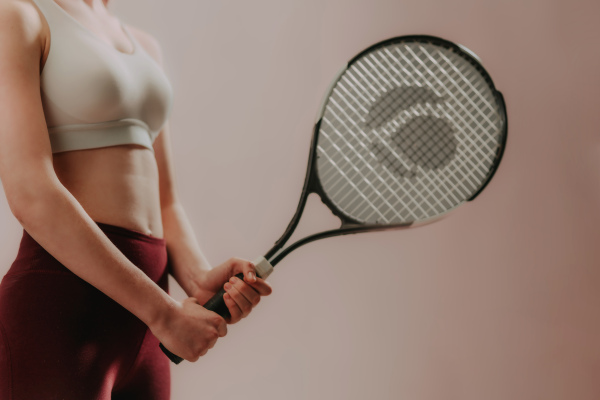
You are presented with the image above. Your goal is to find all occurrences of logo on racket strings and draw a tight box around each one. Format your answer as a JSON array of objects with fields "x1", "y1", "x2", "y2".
[{"x1": 367, "y1": 86, "x2": 457, "y2": 179}]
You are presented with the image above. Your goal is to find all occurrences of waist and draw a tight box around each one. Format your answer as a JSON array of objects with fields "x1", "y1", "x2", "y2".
[
  {"x1": 5, "y1": 221, "x2": 168, "y2": 283},
  {"x1": 53, "y1": 144, "x2": 164, "y2": 238}
]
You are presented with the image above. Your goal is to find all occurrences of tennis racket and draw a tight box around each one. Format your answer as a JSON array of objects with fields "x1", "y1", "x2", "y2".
[{"x1": 160, "y1": 34, "x2": 508, "y2": 364}]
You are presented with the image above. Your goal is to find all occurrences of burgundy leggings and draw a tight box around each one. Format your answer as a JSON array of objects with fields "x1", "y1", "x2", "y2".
[{"x1": 0, "y1": 221, "x2": 171, "y2": 400}]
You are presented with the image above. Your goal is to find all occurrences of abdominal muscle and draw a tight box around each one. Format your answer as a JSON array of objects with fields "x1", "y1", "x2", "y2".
[{"x1": 52, "y1": 145, "x2": 164, "y2": 239}]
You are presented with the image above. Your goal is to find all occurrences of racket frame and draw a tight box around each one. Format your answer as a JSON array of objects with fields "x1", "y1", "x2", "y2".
[{"x1": 264, "y1": 34, "x2": 508, "y2": 267}]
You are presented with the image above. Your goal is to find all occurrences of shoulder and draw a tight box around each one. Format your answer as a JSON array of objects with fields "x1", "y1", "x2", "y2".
[
  {"x1": 123, "y1": 24, "x2": 164, "y2": 67},
  {"x1": 0, "y1": 0, "x2": 46, "y2": 39},
  {"x1": 0, "y1": 0, "x2": 39, "y2": 20},
  {"x1": 0, "y1": 0, "x2": 46, "y2": 63}
]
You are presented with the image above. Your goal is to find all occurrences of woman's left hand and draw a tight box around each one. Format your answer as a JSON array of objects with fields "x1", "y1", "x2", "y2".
[{"x1": 190, "y1": 257, "x2": 273, "y2": 324}]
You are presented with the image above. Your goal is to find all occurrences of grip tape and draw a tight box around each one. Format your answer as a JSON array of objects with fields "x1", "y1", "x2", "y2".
[{"x1": 159, "y1": 256, "x2": 273, "y2": 364}]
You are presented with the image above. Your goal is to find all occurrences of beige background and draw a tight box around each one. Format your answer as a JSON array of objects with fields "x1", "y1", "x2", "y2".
[{"x1": 1, "y1": 0, "x2": 600, "y2": 399}]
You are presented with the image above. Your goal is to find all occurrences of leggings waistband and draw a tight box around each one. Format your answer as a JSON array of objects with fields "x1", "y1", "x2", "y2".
[
  {"x1": 5, "y1": 221, "x2": 168, "y2": 283},
  {"x1": 93, "y1": 221, "x2": 166, "y2": 245}
]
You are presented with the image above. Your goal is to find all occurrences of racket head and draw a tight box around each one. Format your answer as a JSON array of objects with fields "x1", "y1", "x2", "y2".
[{"x1": 309, "y1": 34, "x2": 507, "y2": 228}]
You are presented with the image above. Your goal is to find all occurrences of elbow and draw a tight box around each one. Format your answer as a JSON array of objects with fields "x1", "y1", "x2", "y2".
[
  {"x1": 0, "y1": 151, "x2": 62, "y2": 227},
  {"x1": 5, "y1": 179, "x2": 59, "y2": 228},
  {"x1": 7, "y1": 186, "x2": 41, "y2": 227}
]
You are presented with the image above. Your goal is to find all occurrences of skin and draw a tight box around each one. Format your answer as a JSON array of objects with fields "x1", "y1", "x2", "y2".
[{"x1": 0, "y1": 0, "x2": 271, "y2": 362}]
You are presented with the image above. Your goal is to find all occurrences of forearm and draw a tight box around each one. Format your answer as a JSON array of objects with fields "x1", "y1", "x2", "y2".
[
  {"x1": 161, "y1": 202, "x2": 211, "y2": 296},
  {"x1": 13, "y1": 181, "x2": 177, "y2": 328}
]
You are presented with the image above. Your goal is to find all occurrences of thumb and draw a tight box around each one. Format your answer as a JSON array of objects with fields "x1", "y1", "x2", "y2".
[
  {"x1": 240, "y1": 260, "x2": 257, "y2": 283},
  {"x1": 228, "y1": 257, "x2": 257, "y2": 283}
]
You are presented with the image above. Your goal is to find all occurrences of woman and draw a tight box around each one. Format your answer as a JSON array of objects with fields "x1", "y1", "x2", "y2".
[{"x1": 0, "y1": 0, "x2": 272, "y2": 398}]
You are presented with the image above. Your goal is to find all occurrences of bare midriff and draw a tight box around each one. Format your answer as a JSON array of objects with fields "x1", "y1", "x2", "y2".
[{"x1": 52, "y1": 145, "x2": 164, "y2": 239}]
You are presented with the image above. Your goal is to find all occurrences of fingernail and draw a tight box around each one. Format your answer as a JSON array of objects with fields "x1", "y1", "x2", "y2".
[
  {"x1": 224, "y1": 283, "x2": 232, "y2": 290},
  {"x1": 229, "y1": 276, "x2": 237, "y2": 284},
  {"x1": 248, "y1": 271, "x2": 256, "y2": 281}
]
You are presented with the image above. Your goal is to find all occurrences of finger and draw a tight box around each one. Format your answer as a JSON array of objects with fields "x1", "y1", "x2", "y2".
[
  {"x1": 245, "y1": 277, "x2": 273, "y2": 296},
  {"x1": 216, "y1": 318, "x2": 228, "y2": 337},
  {"x1": 229, "y1": 276, "x2": 261, "y2": 306},
  {"x1": 228, "y1": 258, "x2": 254, "y2": 282},
  {"x1": 204, "y1": 332, "x2": 218, "y2": 351},
  {"x1": 224, "y1": 280, "x2": 253, "y2": 317},
  {"x1": 228, "y1": 258, "x2": 254, "y2": 279},
  {"x1": 207, "y1": 338, "x2": 217, "y2": 349},
  {"x1": 223, "y1": 292, "x2": 242, "y2": 324},
  {"x1": 240, "y1": 260, "x2": 258, "y2": 283}
]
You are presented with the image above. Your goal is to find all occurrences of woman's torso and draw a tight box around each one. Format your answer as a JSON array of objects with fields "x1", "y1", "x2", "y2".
[
  {"x1": 51, "y1": 146, "x2": 163, "y2": 238},
  {"x1": 33, "y1": 0, "x2": 165, "y2": 238}
]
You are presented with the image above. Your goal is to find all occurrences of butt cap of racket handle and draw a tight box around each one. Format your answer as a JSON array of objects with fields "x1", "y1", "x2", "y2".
[{"x1": 160, "y1": 343, "x2": 183, "y2": 364}]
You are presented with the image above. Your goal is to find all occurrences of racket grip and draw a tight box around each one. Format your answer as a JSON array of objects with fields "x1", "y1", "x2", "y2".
[
  {"x1": 158, "y1": 272, "x2": 243, "y2": 364},
  {"x1": 159, "y1": 257, "x2": 273, "y2": 364},
  {"x1": 202, "y1": 272, "x2": 245, "y2": 319},
  {"x1": 200, "y1": 256, "x2": 275, "y2": 319}
]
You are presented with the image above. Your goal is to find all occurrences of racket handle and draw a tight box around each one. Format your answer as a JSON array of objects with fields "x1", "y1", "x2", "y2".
[
  {"x1": 200, "y1": 256, "x2": 275, "y2": 318},
  {"x1": 202, "y1": 272, "x2": 245, "y2": 318},
  {"x1": 159, "y1": 343, "x2": 184, "y2": 364},
  {"x1": 158, "y1": 273, "x2": 244, "y2": 364},
  {"x1": 159, "y1": 257, "x2": 273, "y2": 364}
]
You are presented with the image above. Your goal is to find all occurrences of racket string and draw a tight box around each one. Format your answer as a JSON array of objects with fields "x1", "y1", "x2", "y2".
[
  {"x1": 326, "y1": 67, "x2": 473, "y2": 216},
  {"x1": 316, "y1": 40, "x2": 504, "y2": 224}
]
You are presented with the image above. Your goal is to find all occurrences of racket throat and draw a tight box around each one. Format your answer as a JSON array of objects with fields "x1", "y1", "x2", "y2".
[{"x1": 253, "y1": 256, "x2": 274, "y2": 279}]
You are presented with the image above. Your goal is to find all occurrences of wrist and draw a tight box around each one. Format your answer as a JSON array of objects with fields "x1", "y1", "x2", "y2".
[
  {"x1": 179, "y1": 265, "x2": 209, "y2": 298},
  {"x1": 187, "y1": 267, "x2": 209, "y2": 297},
  {"x1": 144, "y1": 290, "x2": 180, "y2": 332}
]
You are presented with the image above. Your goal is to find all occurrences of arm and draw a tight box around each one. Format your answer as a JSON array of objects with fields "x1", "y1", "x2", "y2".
[
  {"x1": 150, "y1": 115, "x2": 210, "y2": 296},
  {"x1": 0, "y1": 2, "x2": 225, "y2": 361},
  {"x1": 131, "y1": 28, "x2": 273, "y2": 322},
  {"x1": 0, "y1": 1, "x2": 175, "y2": 328}
]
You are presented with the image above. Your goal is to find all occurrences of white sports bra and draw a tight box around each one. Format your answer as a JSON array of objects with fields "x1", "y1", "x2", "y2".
[{"x1": 30, "y1": 0, "x2": 173, "y2": 154}]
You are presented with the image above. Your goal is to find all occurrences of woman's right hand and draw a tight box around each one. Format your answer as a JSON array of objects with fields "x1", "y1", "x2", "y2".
[{"x1": 149, "y1": 297, "x2": 227, "y2": 362}]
